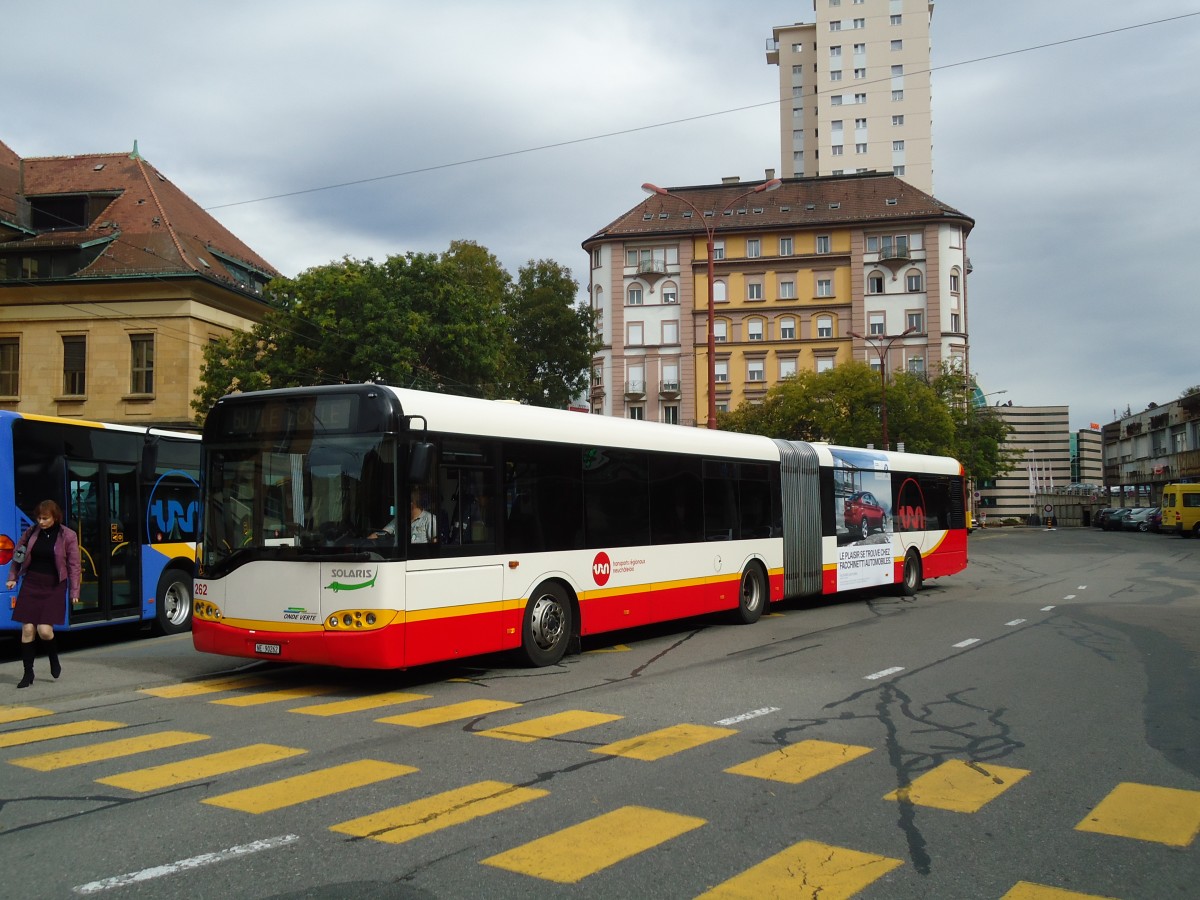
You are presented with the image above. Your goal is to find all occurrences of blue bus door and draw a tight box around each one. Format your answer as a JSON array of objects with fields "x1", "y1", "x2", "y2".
[{"x1": 67, "y1": 461, "x2": 141, "y2": 624}]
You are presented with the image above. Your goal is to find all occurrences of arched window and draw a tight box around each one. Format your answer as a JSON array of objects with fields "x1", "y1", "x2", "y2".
[
  {"x1": 661, "y1": 281, "x2": 678, "y2": 305},
  {"x1": 747, "y1": 318, "x2": 765, "y2": 341},
  {"x1": 627, "y1": 284, "x2": 644, "y2": 305},
  {"x1": 816, "y1": 315, "x2": 834, "y2": 338},
  {"x1": 779, "y1": 316, "x2": 796, "y2": 340},
  {"x1": 713, "y1": 320, "x2": 728, "y2": 343},
  {"x1": 905, "y1": 269, "x2": 923, "y2": 292},
  {"x1": 713, "y1": 281, "x2": 727, "y2": 303}
]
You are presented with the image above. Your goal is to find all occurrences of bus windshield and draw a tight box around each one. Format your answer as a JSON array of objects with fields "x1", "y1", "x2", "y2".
[{"x1": 200, "y1": 433, "x2": 398, "y2": 575}]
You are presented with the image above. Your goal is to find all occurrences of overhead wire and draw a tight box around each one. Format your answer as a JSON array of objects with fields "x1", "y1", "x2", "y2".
[{"x1": 7, "y1": 10, "x2": 1199, "y2": 398}]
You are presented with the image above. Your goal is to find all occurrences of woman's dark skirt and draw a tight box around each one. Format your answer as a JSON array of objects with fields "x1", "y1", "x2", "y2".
[{"x1": 13, "y1": 570, "x2": 67, "y2": 626}]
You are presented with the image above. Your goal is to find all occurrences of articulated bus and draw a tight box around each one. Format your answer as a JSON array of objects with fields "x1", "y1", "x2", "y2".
[
  {"x1": 194, "y1": 384, "x2": 967, "y2": 669},
  {"x1": 0, "y1": 411, "x2": 200, "y2": 636}
]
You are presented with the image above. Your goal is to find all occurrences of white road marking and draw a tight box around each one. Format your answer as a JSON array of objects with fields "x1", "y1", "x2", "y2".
[
  {"x1": 1006, "y1": 619, "x2": 1027, "y2": 626},
  {"x1": 1063, "y1": 594, "x2": 1076, "y2": 600},
  {"x1": 715, "y1": 706, "x2": 781, "y2": 726},
  {"x1": 1078, "y1": 585, "x2": 1087, "y2": 590},
  {"x1": 1042, "y1": 605, "x2": 1058, "y2": 611},
  {"x1": 74, "y1": 834, "x2": 300, "y2": 894},
  {"x1": 865, "y1": 666, "x2": 904, "y2": 680},
  {"x1": 952, "y1": 639, "x2": 980, "y2": 648}
]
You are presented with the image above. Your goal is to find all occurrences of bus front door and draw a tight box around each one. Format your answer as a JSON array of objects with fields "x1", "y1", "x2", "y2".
[{"x1": 67, "y1": 461, "x2": 141, "y2": 625}]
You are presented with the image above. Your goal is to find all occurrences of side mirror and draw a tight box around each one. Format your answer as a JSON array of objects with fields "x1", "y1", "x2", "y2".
[{"x1": 408, "y1": 442, "x2": 435, "y2": 484}]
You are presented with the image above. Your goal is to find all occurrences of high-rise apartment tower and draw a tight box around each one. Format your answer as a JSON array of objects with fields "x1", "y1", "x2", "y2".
[{"x1": 767, "y1": 0, "x2": 934, "y2": 193}]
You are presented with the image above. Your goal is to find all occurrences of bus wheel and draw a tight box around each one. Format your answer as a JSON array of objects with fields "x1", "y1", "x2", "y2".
[
  {"x1": 154, "y1": 568, "x2": 193, "y2": 636},
  {"x1": 733, "y1": 562, "x2": 767, "y2": 624},
  {"x1": 895, "y1": 549, "x2": 923, "y2": 597},
  {"x1": 522, "y1": 582, "x2": 573, "y2": 667}
]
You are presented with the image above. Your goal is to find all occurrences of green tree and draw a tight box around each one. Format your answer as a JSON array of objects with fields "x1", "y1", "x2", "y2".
[
  {"x1": 721, "y1": 362, "x2": 1013, "y2": 481},
  {"x1": 192, "y1": 242, "x2": 558, "y2": 421},
  {"x1": 501, "y1": 259, "x2": 599, "y2": 408},
  {"x1": 930, "y1": 366, "x2": 1017, "y2": 483}
]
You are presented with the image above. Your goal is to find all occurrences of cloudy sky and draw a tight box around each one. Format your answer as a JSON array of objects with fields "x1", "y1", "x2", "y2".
[{"x1": 7, "y1": 1, "x2": 1199, "y2": 430}]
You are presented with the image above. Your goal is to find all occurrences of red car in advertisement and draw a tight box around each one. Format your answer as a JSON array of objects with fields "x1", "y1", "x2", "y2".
[{"x1": 844, "y1": 490, "x2": 887, "y2": 537}]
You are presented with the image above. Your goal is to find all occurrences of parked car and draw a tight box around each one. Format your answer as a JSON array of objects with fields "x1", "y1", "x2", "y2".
[
  {"x1": 844, "y1": 490, "x2": 887, "y2": 536},
  {"x1": 1121, "y1": 508, "x2": 1155, "y2": 531},
  {"x1": 1093, "y1": 508, "x2": 1120, "y2": 529},
  {"x1": 1148, "y1": 508, "x2": 1163, "y2": 533},
  {"x1": 1102, "y1": 509, "x2": 1134, "y2": 531}
]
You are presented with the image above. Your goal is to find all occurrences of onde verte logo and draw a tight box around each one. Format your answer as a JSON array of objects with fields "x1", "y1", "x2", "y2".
[{"x1": 592, "y1": 551, "x2": 611, "y2": 586}]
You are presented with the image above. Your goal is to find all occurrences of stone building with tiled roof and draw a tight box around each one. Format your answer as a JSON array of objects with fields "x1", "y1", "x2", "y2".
[
  {"x1": 582, "y1": 171, "x2": 974, "y2": 433},
  {"x1": 0, "y1": 139, "x2": 280, "y2": 429}
]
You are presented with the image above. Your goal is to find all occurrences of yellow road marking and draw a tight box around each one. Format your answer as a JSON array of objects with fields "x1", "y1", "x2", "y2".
[
  {"x1": 289, "y1": 692, "x2": 431, "y2": 716},
  {"x1": 139, "y1": 676, "x2": 274, "y2": 698},
  {"x1": 585, "y1": 644, "x2": 631, "y2": 654},
  {"x1": 482, "y1": 805, "x2": 705, "y2": 883},
  {"x1": 10, "y1": 731, "x2": 208, "y2": 771},
  {"x1": 377, "y1": 699, "x2": 521, "y2": 727},
  {"x1": 696, "y1": 839, "x2": 902, "y2": 899},
  {"x1": 592, "y1": 723, "x2": 737, "y2": 761},
  {"x1": 211, "y1": 685, "x2": 338, "y2": 706},
  {"x1": 1076, "y1": 782, "x2": 1200, "y2": 847},
  {"x1": 725, "y1": 739, "x2": 873, "y2": 784},
  {"x1": 96, "y1": 743, "x2": 305, "y2": 792},
  {"x1": 204, "y1": 759, "x2": 417, "y2": 813},
  {"x1": 477, "y1": 710, "x2": 623, "y2": 743},
  {"x1": 883, "y1": 759, "x2": 1030, "y2": 812},
  {"x1": 331, "y1": 780, "x2": 547, "y2": 844},
  {"x1": 0, "y1": 720, "x2": 124, "y2": 749},
  {"x1": 0, "y1": 705, "x2": 53, "y2": 724},
  {"x1": 1002, "y1": 882, "x2": 1119, "y2": 900}
]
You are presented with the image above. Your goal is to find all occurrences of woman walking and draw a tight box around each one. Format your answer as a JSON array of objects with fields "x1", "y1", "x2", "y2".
[{"x1": 6, "y1": 500, "x2": 81, "y2": 689}]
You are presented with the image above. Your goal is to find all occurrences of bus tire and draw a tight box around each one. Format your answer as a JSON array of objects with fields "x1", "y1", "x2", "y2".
[
  {"x1": 895, "y1": 549, "x2": 922, "y2": 597},
  {"x1": 521, "y1": 581, "x2": 573, "y2": 667},
  {"x1": 733, "y1": 561, "x2": 768, "y2": 624},
  {"x1": 153, "y1": 567, "x2": 193, "y2": 636}
]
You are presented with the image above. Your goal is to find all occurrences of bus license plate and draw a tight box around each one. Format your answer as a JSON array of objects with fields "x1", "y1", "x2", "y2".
[{"x1": 255, "y1": 642, "x2": 281, "y2": 655}]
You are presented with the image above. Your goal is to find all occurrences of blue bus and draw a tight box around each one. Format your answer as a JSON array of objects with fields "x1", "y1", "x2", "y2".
[{"x1": 0, "y1": 411, "x2": 200, "y2": 635}]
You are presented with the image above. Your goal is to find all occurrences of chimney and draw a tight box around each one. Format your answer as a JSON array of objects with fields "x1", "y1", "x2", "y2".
[
  {"x1": 721, "y1": 176, "x2": 741, "y2": 185},
  {"x1": 765, "y1": 168, "x2": 776, "y2": 180}
]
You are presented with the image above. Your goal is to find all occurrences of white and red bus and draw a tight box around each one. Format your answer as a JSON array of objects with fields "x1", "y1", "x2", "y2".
[{"x1": 193, "y1": 384, "x2": 967, "y2": 669}]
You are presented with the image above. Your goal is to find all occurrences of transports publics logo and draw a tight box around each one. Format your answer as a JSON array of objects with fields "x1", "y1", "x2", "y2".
[{"x1": 592, "y1": 551, "x2": 611, "y2": 586}]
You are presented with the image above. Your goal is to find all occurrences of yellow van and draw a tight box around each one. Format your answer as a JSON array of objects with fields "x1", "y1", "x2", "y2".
[{"x1": 1160, "y1": 483, "x2": 1200, "y2": 537}]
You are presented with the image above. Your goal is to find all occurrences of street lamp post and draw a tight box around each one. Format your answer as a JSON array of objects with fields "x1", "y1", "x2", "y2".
[
  {"x1": 642, "y1": 178, "x2": 782, "y2": 429},
  {"x1": 847, "y1": 325, "x2": 917, "y2": 450}
]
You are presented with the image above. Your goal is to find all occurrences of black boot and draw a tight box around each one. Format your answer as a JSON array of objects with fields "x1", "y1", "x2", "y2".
[
  {"x1": 45, "y1": 636, "x2": 61, "y2": 679},
  {"x1": 17, "y1": 640, "x2": 35, "y2": 689}
]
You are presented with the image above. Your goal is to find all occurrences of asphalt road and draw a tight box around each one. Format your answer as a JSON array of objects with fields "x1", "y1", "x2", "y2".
[{"x1": 1, "y1": 527, "x2": 1197, "y2": 899}]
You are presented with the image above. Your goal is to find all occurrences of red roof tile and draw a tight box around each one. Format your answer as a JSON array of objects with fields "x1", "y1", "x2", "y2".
[{"x1": 3, "y1": 142, "x2": 280, "y2": 289}]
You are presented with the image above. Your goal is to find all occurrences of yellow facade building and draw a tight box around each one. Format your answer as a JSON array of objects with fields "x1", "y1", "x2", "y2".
[{"x1": 0, "y1": 139, "x2": 279, "y2": 430}]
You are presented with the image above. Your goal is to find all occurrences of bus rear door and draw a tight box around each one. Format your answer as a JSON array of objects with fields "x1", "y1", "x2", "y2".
[{"x1": 68, "y1": 461, "x2": 141, "y2": 624}]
